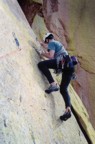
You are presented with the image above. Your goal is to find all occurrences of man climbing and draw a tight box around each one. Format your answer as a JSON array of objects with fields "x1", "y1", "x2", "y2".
[{"x1": 38, "y1": 33, "x2": 75, "y2": 121}]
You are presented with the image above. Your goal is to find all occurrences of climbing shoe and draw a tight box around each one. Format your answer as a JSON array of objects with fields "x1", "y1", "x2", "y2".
[
  {"x1": 45, "y1": 84, "x2": 59, "y2": 94},
  {"x1": 60, "y1": 111, "x2": 71, "y2": 121}
]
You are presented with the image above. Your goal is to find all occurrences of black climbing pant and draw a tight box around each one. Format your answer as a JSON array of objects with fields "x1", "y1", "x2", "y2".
[
  {"x1": 38, "y1": 59, "x2": 57, "y2": 84},
  {"x1": 38, "y1": 59, "x2": 74, "y2": 108},
  {"x1": 60, "y1": 72, "x2": 73, "y2": 108}
]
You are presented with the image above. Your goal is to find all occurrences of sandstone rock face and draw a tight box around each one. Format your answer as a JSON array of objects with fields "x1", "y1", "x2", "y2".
[
  {"x1": 0, "y1": 0, "x2": 90, "y2": 144},
  {"x1": 42, "y1": 0, "x2": 95, "y2": 129},
  {"x1": 32, "y1": 14, "x2": 48, "y2": 40}
]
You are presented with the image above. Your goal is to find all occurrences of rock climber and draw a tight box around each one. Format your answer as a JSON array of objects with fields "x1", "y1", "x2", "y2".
[{"x1": 38, "y1": 33, "x2": 75, "y2": 121}]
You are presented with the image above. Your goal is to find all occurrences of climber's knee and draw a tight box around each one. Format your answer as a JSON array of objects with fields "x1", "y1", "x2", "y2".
[{"x1": 38, "y1": 61, "x2": 44, "y2": 70}]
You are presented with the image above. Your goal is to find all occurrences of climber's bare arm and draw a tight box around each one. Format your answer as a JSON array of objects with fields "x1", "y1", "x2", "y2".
[{"x1": 41, "y1": 50, "x2": 55, "y2": 59}]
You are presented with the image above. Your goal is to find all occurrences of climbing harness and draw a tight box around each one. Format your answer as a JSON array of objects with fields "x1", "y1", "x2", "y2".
[{"x1": 55, "y1": 54, "x2": 78, "y2": 79}]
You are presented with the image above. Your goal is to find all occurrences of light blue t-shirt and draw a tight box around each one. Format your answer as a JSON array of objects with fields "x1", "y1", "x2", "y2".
[
  {"x1": 48, "y1": 40, "x2": 68, "y2": 58},
  {"x1": 48, "y1": 40, "x2": 62, "y2": 53}
]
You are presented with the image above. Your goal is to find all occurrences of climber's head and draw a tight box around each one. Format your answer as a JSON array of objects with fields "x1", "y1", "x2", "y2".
[{"x1": 43, "y1": 33, "x2": 54, "y2": 43}]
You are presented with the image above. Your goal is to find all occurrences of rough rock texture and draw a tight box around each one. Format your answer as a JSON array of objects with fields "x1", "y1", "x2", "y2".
[
  {"x1": 32, "y1": 14, "x2": 48, "y2": 40},
  {"x1": 0, "y1": 0, "x2": 92, "y2": 144},
  {"x1": 42, "y1": 0, "x2": 95, "y2": 129}
]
